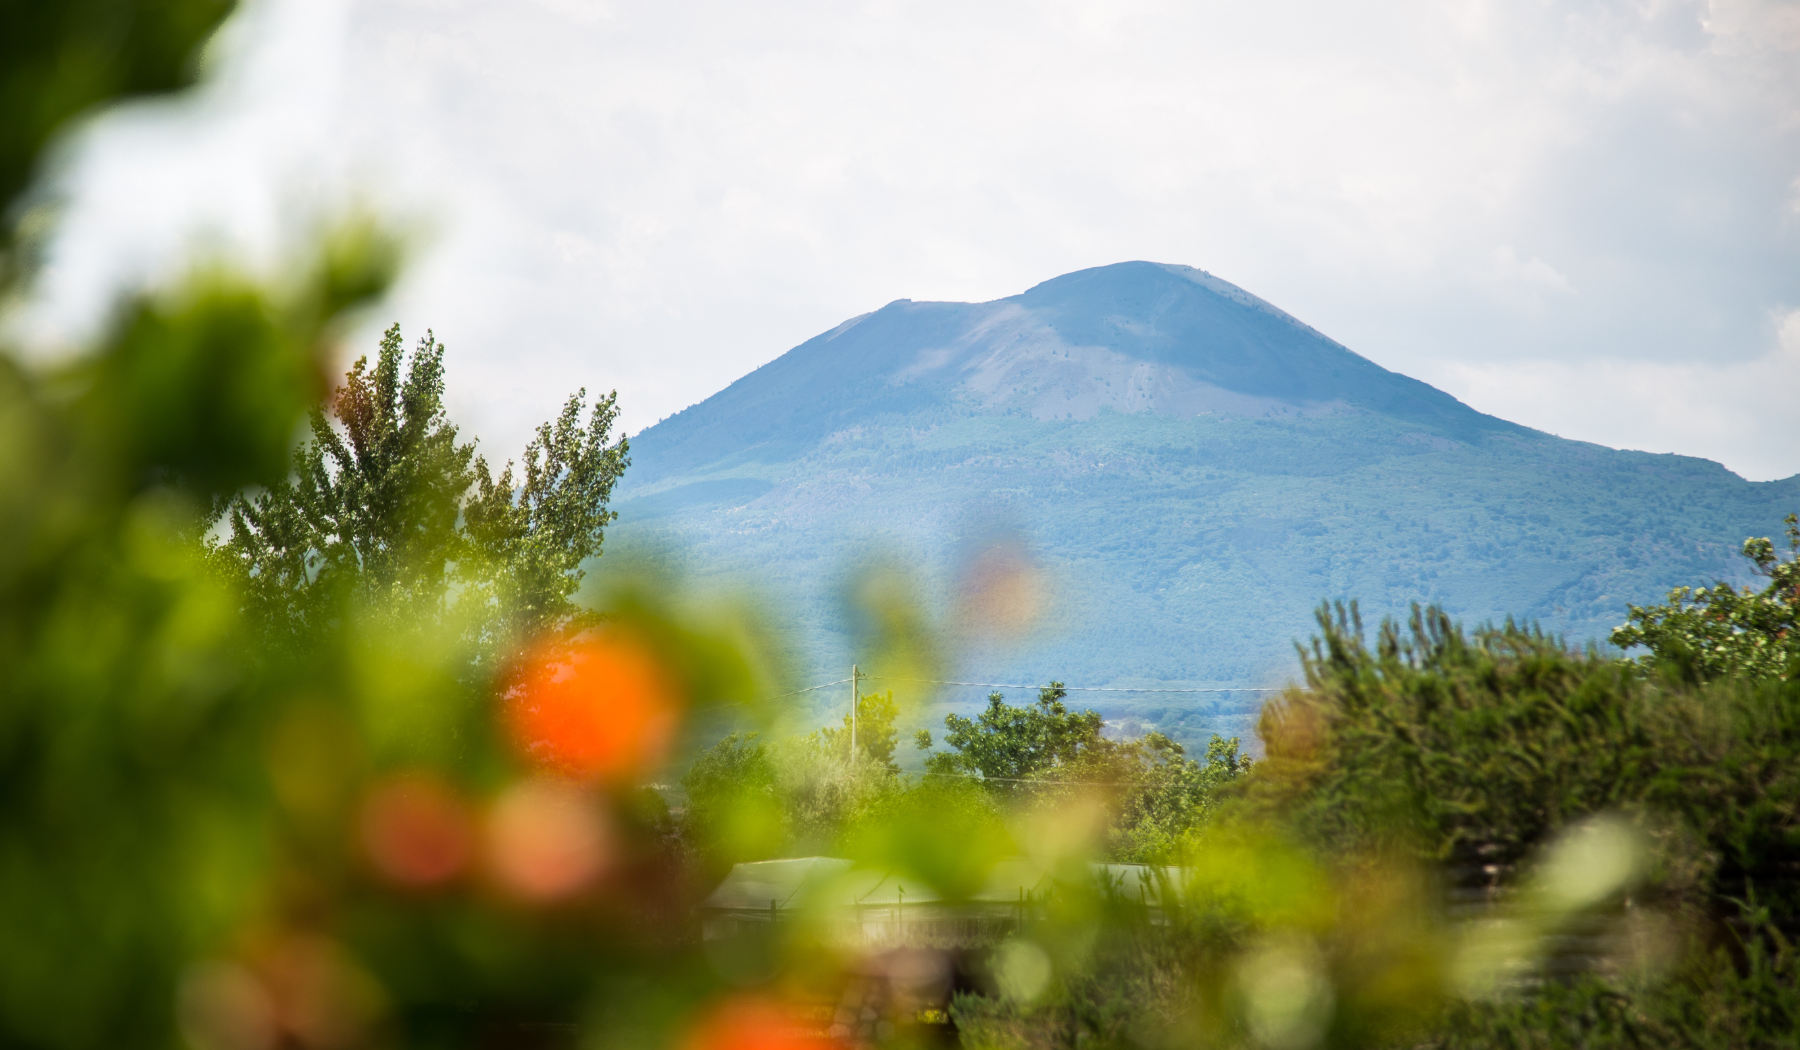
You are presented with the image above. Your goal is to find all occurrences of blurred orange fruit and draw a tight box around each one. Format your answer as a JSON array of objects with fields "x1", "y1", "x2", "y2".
[
  {"x1": 486, "y1": 778, "x2": 611, "y2": 902},
  {"x1": 679, "y1": 996, "x2": 843, "y2": 1050},
  {"x1": 257, "y1": 935, "x2": 384, "y2": 1050},
  {"x1": 179, "y1": 961, "x2": 277, "y2": 1050},
  {"x1": 358, "y1": 773, "x2": 472, "y2": 887},
  {"x1": 956, "y1": 542, "x2": 1044, "y2": 640},
  {"x1": 507, "y1": 633, "x2": 681, "y2": 780}
]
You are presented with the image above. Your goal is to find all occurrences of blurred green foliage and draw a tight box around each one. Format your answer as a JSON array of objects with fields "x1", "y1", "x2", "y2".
[
  {"x1": 0, "y1": 178, "x2": 407, "y2": 1050},
  {"x1": 680, "y1": 680, "x2": 1250, "y2": 879},
  {"x1": 1, "y1": 275, "x2": 770, "y2": 1049},
  {"x1": 1425, "y1": 922, "x2": 1800, "y2": 1049},
  {"x1": 0, "y1": 0, "x2": 236, "y2": 282},
  {"x1": 681, "y1": 732, "x2": 785, "y2": 866},
  {"x1": 0, "y1": 10, "x2": 770, "y2": 1049},
  {"x1": 948, "y1": 824, "x2": 1446, "y2": 1050},
  {"x1": 820, "y1": 688, "x2": 902, "y2": 772}
]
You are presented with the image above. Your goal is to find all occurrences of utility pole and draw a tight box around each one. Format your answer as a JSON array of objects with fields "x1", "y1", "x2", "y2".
[{"x1": 849, "y1": 664, "x2": 859, "y2": 760}]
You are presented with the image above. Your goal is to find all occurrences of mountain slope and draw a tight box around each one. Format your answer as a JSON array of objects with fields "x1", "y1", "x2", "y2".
[
  {"x1": 606, "y1": 262, "x2": 1799, "y2": 748},
  {"x1": 630, "y1": 262, "x2": 1512, "y2": 485}
]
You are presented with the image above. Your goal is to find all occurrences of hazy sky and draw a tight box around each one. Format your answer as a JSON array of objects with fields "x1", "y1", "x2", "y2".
[{"x1": 22, "y1": 0, "x2": 1800, "y2": 479}]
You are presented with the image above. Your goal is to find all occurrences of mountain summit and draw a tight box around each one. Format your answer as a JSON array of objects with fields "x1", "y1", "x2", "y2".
[
  {"x1": 631, "y1": 261, "x2": 1512, "y2": 487},
  {"x1": 611, "y1": 262, "x2": 1797, "y2": 746}
]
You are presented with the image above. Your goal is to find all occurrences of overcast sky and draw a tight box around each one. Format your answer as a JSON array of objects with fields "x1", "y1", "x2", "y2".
[{"x1": 21, "y1": 0, "x2": 1800, "y2": 479}]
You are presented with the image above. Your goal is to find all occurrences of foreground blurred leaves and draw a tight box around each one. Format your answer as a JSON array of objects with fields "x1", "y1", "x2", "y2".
[
  {"x1": 0, "y1": 0, "x2": 237, "y2": 285},
  {"x1": 0, "y1": 9, "x2": 756, "y2": 1047},
  {"x1": 0, "y1": 242, "x2": 403, "y2": 1046},
  {"x1": 1, "y1": 74, "x2": 406, "y2": 1025}
]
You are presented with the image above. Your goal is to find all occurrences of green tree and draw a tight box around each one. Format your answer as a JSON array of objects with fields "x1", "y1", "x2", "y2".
[
  {"x1": 1112, "y1": 734, "x2": 1249, "y2": 860},
  {"x1": 209, "y1": 324, "x2": 628, "y2": 656},
  {"x1": 926, "y1": 683, "x2": 1106, "y2": 785},
  {"x1": 1253, "y1": 601, "x2": 1652, "y2": 864},
  {"x1": 681, "y1": 728, "x2": 903, "y2": 866},
  {"x1": 817, "y1": 687, "x2": 900, "y2": 771},
  {"x1": 681, "y1": 732, "x2": 783, "y2": 867},
  {"x1": 1612, "y1": 512, "x2": 1800, "y2": 682},
  {"x1": 921, "y1": 684, "x2": 1247, "y2": 859},
  {"x1": 1254, "y1": 600, "x2": 1800, "y2": 902},
  {"x1": 461, "y1": 379, "x2": 629, "y2": 647}
]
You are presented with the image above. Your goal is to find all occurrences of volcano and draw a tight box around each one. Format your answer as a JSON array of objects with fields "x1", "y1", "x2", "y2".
[{"x1": 606, "y1": 262, "x2": 1798, "y2": 747}]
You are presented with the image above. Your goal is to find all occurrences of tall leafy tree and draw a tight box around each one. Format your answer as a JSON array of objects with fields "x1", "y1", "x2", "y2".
[
  {"x1": 210, "y1": 324, "x2": 628, "y2": 654},
  {"x1": 461, "y1": 376, "x2": 631, "y2": 648}
]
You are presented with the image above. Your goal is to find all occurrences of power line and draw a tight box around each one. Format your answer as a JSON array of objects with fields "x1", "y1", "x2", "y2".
[
  {"x1": 694, "y1": 677, "x2": 853, "y2": 714},
  {"x1": 690, "y1": 680, "x2": 1263, "y2": 789},
  {"x1": 696, "y1": 674, "x2": 1285, "y2": 717},
  {"x1": 916, "y1": 769, "x2": 1145, "y2": 788},
  {"x1": 864, "y1": 676, "x2": 1284, "y2": 694}
]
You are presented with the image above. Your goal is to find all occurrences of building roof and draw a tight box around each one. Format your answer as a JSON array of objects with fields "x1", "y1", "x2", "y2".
[{"x1": 701, "y1": 856, "x2": 1180, "y2": 913}]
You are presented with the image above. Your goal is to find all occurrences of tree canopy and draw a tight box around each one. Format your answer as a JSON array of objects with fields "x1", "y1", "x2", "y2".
[
  {"x1": 817, "y1": 687, "x2": 901, "y2": 771},
  {"x1": 916, "y1": 684, "x2": 1249, "y2": 860},
  {"x1": 1612, "y1": 512, "x2": 1799, "y2": 682},
  {"x1": 925, "y1": 684, "x2": 1106, "y2": 786},
  {"x1": 209, "y1": 324, "x2": 628, "y2": 657}
]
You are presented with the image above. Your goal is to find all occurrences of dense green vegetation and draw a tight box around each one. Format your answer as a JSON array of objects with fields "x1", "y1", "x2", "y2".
[
  {"x1": 681, "y1": 683, "x2": 1251, "y2": 877},
  {"x1": 936, "y1": 519, "x2": 1800, "y2": 1048}
]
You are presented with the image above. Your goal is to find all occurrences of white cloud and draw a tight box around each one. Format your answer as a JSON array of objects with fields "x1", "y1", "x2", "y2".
[
  {"x1": 1434, "y1": 308, "x2": 1800, "y2": 482},
  {"x1": 14, "y1": 0, "x2": 1800, "y2": 477},
  {"x1": 1486, "y1": 246, "x2": 1577, "y2": 305}
]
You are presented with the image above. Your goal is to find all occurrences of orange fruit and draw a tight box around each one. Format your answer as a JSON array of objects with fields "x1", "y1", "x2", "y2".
[{"x1": 506, "y1": 633, "x2": 681, "y2": 781}]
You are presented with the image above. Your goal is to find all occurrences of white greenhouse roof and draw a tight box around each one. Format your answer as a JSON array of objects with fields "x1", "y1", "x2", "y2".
[{"x1": 701, "y1": 856, "x2": 1180, "y2": 913}]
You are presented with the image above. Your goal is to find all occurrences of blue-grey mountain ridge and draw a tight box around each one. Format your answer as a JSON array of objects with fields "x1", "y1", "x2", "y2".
[{"x1": 602, "y1": 262, "x2": 1799, "y2": 750}]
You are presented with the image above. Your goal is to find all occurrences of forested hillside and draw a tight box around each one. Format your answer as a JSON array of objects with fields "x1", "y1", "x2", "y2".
[{"x1": 607, "y1": 263, "x2": 1799, "y2": 747}]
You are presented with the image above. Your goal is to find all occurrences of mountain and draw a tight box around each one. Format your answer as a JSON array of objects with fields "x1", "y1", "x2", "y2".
[{"x1": 603, "y1": 261, "x2": 1800, "y2": 749}]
